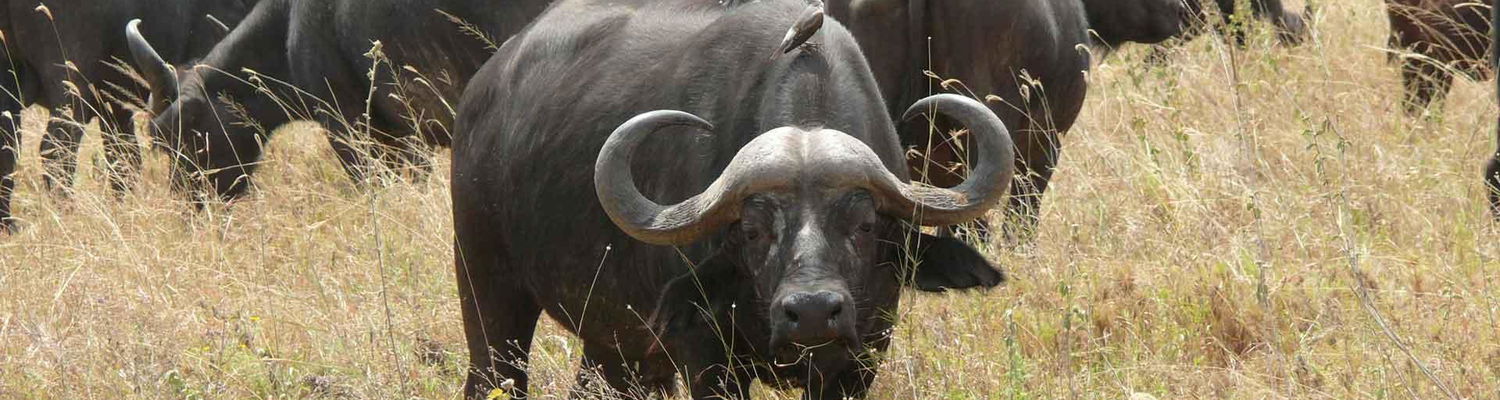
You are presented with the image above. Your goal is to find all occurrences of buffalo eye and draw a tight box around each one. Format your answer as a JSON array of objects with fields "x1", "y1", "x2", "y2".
[
  {"x1": 739, "y1": 216, "x2": 774, "y2": 242},
  {"x1": 734, "y1": 221, "x2": 765, "y2": 242},
  {"x1": 739, "y1": 197, "x2": 777, "y2": 242},
  {"x1": 842, "y1": 191, "x2": 878, "y2": 235}
]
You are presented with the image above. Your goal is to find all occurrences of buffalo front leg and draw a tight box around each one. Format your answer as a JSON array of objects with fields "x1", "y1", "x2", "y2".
[
  {"x1": 572, "y1": 345, "x2": 678, "y2": 399},
  {"x1": 39, "y1": 106, "x2": 87, "y2": 196},
  {"x1": 100, "y1": 104, "x2": 143, "y2": 195},
  {"x1": 0, "y1": 108, "x2": 19, "y2": 232},
  {"x1": 457, "y1": 252, "x2": 542, "y2": 399},
  {"x1": 1003, "y1": 127, "x2": 1061, "y2": 242},
  {"x1": 1006, "y1": 160, "x2": 1055, "y2": 236}
]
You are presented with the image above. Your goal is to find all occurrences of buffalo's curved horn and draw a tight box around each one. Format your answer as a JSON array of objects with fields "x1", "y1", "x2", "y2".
[
  {"x1": 873, "y1": 93, "x2": 1014, "y2": 226},
  {"x1": 126, "y1": 19, "x2": 178, "y2": 114},
  {"x1": 596, "y1": 110, "x2": 736, "y2": 245}
]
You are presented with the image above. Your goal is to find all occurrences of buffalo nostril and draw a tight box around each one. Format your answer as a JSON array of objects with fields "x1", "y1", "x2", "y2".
[{"x1": 777, "y1": 290, "x2": 850, "y2": 344}]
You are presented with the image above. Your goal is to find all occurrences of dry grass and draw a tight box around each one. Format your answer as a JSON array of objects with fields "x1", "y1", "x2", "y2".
[{"x1": 2, "y1": 0, "x2": 1499, "y2": 398}]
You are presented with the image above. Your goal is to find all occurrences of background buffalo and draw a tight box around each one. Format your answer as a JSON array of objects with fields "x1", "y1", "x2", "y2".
[
  {"x1": 1191, "y1": 0, "x2": 1310, "y2": 46},
  {"x1": 829, "y1": 0, "x2": 1091, "y2": 236},
  {"x1": 127, "y1": 0, "x2": 550, "y2": 201},
  {"x1": 1385, "y1": 0, "x2": 1492, "y2": 114},
  {"x1": 0, "y1": 0, "x2": 253, "y2": 231}
]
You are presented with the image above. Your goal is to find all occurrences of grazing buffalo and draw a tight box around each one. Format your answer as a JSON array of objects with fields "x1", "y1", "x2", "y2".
[
  {"x1": 1084, "y1": 0, "x2": 1194, "y2": 48},
  {"x1": 1187, "y1": 0, "x2": 1309, "y2": 46},
  {"x1": 452, "y1": 1, "x2": 1009, "y2": 398},
  {"x1": 1385, "y1": 0, "x2": 1493, "y2": 114},
  {"x1": 829, "y1": 0, "x2": 1090, "y2": 234},
  {"x1": 1083, "y1": 0, "x2": 1309, "y2": 54},
  {"x1": 0, "y1": 0, "x2": 254, "y2": 231},
  {"x1": 126, "y1": 0, "x2": 550, "y2": 200}
]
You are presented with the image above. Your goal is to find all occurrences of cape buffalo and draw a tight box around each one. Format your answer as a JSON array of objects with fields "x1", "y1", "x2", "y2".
[
  {"x1": 1385, "y1": 0, "x2": 1493, "y2": 114},
  {"x1": 1084, "y1": 0, "x2": 1195, "y2": 48},
  {"x1": 452, "y1": 1, "x2": 1010, "y2": 398},
  {"x1": 125, "y1": 0, "x2": 549, "y2": 201},
  {"x1": 1097, "y1": 0, "x2": 1309, "y2": 51},
  {"x1": 0, "y1": 0, "x2": 253, "y2": 232},
  {"x1": 1186, "y1": 0, "x2": 1309, "y2": 46},
  {"x1": 1082, "y1": 0, "x2": 1309, "y2": 60},
  {"x1": 828, "y1": 0, "x2": 1091, "y2": 235}
]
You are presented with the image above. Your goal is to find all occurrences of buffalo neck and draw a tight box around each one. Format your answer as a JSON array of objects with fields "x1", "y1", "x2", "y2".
[{"x1": 193, "y1": 0, "x2": 293, "y2": 123}]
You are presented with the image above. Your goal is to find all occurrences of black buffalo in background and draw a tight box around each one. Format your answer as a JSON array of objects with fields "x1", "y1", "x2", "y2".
[
  {"x1": 827, "y1": 0, "x2": 1310, "y2": 239},
  {"x1": 1380, "y1": 0, "x2": 1499, "y2": 216},
  {"x1": 126, "y1": 0, "x2": 550, "y2": 201},
  {"x1": 451, "y1": 0, "x2": 1010, "y2": 398},
  {"x1": 0, "y1": 0, "x2": 254, "y2": 232},
  {"x1": 1186, "y1": 0, "x2": 1310, "y2": 46},
  {"x1": 1085, "y1": 0, "x2": 1195, "y2": 48},
  {"x1": 1385, "y1": 0, "x2": 1492, "y2": 114},
  {"x1": 1090, "y1": 0, "x2": 1309, "y2": 52},
  {"x1": 829, "y1": 0, "x2": 1090, "y2": 236}
]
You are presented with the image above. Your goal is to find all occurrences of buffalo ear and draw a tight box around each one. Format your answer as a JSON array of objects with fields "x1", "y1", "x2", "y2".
[
  {"x1": 650, "y1": 252, "x2": 743, "y2": 339},
  {"x1": 902, "y1": 232, "x2": 1005, "y2": 292}
]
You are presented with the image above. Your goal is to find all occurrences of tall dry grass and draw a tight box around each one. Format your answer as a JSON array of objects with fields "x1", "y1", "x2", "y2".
[{"x1": 1, "y1": 0, "x2": 1498, "y2": 398}]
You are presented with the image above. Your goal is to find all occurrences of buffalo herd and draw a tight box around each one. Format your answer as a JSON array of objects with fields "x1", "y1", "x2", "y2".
[
  {"x1": 0, "y1": 0, "x2": 254, "y2": 231},
  {"x1": 123, "y1": 0, "x2": 553, "y2": 200},
  {"x1": 0, "y1": 0, "x2": 1497, "y2": 398}
]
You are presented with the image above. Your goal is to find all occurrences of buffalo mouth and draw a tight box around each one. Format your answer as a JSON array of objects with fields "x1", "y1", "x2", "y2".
[
  {"x1": 771, "y1": 338, "x2": 859, "y2": 367},
  {"x1": 768, "y1": 312, "x2": 862, "y2": 369}
]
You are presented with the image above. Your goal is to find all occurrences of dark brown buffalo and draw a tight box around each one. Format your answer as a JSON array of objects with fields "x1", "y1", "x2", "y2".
[
  {"x1": 1385, "y1": 1, "x2": 1500, "y2": 217},
  {"x1": 126, "y1": 0, "x2": 550, "y2": 201},
  {"x1": 1190, "y1": 0, "x2": 1309, "y2": 45},
  {"x1": 1386, "y1": 0, "x2": 1493, "y2": 114},
  {"x1": 828, "y1": 0, "x2": 1090, "y2": 235},
  {"x1": 1085, "y1": 0, "x2": 1195, "y2": 48},
  {"x1": 451, "y1": 0, "x2": 1010, "y2": 398},
  {"x1": 1088, "y1": 0, "x2": 1308, "y2": 50},
  {"x1": 829, "y1": 0, "x2": 1308, "y2": 237},
  {"x1": 0, "y1": 0, "x2": 254, "y2": 232}
]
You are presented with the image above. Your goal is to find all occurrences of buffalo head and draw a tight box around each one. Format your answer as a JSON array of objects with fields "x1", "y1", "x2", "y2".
[
  {"x1": 127, "y1": 18, "x2": 276, "y2": 200},
  {"x1": 596, "y1": 94, "x2": 1011, "y2": 366}
]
